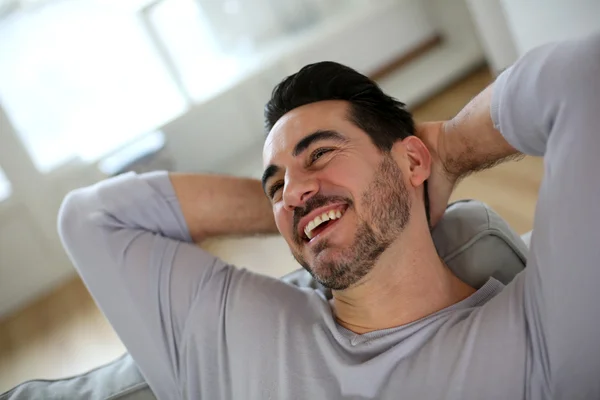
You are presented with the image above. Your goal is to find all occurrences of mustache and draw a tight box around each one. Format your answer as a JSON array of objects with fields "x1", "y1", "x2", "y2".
[{"x1": 292, "y1": 194, "x2": 352, "y2": 242}]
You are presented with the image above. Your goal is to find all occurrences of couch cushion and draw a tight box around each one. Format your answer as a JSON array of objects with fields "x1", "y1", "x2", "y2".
[{"x1": 432, "y1": 200, "x2": 527, "y2": 287}]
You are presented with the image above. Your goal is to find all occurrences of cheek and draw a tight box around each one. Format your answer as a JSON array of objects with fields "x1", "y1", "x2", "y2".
[
  {"x1": 323, "y1": 160, "x2": 372, "y2": 200},
  {"x1": 273, "y1": 206, "x2": 292, "y2": 237}
]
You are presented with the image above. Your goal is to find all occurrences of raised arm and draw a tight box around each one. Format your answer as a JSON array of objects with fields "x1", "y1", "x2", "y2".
[
  {"x1": 421, "y1": 33, "x2": 600, "y2": 397},
  {"x1": 57, "y1": 171, "x2": 281, "y2": 397},
  {"x1": 170, "y1": 174, "x2": 277, "y2": 243},
  {"x1": 416, "y1": 85, "x2": 521, "y2": 226}
]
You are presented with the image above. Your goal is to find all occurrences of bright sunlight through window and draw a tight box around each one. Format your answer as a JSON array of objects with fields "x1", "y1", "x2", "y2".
[
  {"x1": 0, "y1": 166, "x2": 12, "y2": 202},
  {"x1": 0, "y1": 0, "x2": 357, "y2": 173},
  {"x1": 0, "y1": 0, "x2": 187, "y2": 173}
]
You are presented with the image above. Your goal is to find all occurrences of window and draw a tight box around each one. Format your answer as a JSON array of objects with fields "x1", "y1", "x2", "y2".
[
  {"x1": 0, "y1": 0, "x2": 357, "y2": 173},
  {"x1": 148, "y1": 0, "x2": 357, "y2": 102},
  {"x1": 145, "y1": 0, "x2": 247, "y2": 102},
  {"x1": 0, "y1": 0, "x2": 187, "y2": 173},
  {"x1": 0, "y1": 166, "x2": 12, "y2": 202}
]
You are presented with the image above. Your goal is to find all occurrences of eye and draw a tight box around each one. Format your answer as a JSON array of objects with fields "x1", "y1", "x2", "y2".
[
  {"x1": 268, "y1": 181, "x2": 284, "y2": 200},
  {"x1": 309, "y1": 148, "x2": 333, "y2": 164}
]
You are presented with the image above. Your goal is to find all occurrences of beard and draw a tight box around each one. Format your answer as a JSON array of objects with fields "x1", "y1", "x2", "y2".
[{"x1": 291, "y1": 156, "x2": 411, "y2": 290}]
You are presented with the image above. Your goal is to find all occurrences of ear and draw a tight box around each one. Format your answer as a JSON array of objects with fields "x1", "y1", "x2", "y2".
[{"x1": 393, "y1": 136, "x2": 431, "y2": 188}]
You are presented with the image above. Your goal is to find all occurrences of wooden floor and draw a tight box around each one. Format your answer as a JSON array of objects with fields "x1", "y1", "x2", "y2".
[{"x1": 0, "y1": 66, "x2": 544, "y2": 393}]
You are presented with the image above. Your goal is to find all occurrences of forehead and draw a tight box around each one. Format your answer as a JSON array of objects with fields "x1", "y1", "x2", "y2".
[{"x1": 263, "y1": 100, "x2": 358, "y2": 165}]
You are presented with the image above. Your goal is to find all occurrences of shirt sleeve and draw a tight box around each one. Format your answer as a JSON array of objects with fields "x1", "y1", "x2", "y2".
[
  {"x1": 491, "y1": 32, "x2": 600, "y2": 398},
  {"x1": 57, "y1": 171, "x2": 234, "y2": 399}
]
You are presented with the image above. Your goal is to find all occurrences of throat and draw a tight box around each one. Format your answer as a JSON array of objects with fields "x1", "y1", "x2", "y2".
[{"x1": 329, "y1": 254, "x2": 477, "y2": 334}]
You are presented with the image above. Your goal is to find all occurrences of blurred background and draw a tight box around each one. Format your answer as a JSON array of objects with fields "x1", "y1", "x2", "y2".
[{"x1": 0, "y1": 0, "x2": 598, "y2": 393}]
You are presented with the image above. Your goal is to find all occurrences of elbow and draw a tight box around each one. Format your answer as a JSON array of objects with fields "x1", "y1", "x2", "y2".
[{"x1": 57, "y1": 188, "x2": 90, "y2": 246}]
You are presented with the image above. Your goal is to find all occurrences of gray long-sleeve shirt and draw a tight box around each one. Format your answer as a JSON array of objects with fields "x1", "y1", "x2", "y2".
[{"x1": 58, "y1": 33, "x2": 600, "y2": 399}]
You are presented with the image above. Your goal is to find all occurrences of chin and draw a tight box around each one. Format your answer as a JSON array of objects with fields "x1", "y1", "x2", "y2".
[
  {"x1": 311, "y1": 245, "x2": 340, "y2": 261},
  {"x1": 292, "y1": 239, "x2": 355, "y2": 285},
  {"x1": 306, "y1": 248, "x2": 348, "y2": 276},
  {"x1": 306, "y1": 243, "x2": 341, "y2": 263}
]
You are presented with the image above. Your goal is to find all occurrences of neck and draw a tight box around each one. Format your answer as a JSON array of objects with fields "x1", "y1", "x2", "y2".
[{"x1": 330, "y1": 224, "x2": 476, "y2": 334}]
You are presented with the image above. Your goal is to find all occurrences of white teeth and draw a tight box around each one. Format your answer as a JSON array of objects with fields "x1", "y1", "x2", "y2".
[{"x1": 303, "y1": 208, "x2": 345, "y2": 240}]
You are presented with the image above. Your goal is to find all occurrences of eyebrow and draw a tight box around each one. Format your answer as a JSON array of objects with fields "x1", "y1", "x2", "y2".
[
  {"x1": 261, "y1": 129, "x2": 348, "y2": 195},
  {"x1": 292, "y1": 129, "x2": 348, "y2": 157}
]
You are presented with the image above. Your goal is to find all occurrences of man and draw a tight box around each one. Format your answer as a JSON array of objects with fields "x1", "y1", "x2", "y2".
[{"x1": 59, "y1": 33, "x2": 600, "y2": 399}]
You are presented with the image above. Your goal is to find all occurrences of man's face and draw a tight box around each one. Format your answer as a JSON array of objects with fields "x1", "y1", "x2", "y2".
[{"x1": 262, "y1": 100, "x2": 413, "y2": 290}]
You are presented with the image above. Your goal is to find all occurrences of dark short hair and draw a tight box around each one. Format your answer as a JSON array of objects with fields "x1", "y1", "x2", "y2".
[
  {"x1": 264, "y1": 61, "x2": 415, "y2": 150},
  {"x1": 264, "y1": 61, "x2": 430, "y2": 225}
]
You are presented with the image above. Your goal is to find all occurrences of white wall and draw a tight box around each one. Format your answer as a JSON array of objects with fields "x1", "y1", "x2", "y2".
[
  {"x1": 0, "y1": 107, "x2": 76, "y2": 318},
  {"x1": 467, "y1": 0, "x2": 600, "y2": 73},
  {"x1": 465, "y1": 0, "x2": 518, "y2": 73},
  {"x1": 377, "y1": 0, "x2": 486, "y2": 105},
  {"x1": 502, "y1": 0, "x2": 600, "y2": 54}
]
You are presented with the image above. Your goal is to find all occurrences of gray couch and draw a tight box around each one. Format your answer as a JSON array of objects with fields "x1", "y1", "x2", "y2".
[{"x1": 0, "y1": 200, "x2": 529, "y2": 400}]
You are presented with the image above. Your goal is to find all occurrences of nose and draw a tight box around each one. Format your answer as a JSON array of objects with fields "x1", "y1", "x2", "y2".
[{"x1": 282, "y1": 173, "x2": 319, "y2": 211}]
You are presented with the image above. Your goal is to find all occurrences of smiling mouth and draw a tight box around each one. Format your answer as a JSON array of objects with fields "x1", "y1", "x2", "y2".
[{"x1": 302, "y1": 207, "x2": 346, "y2": 241}]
